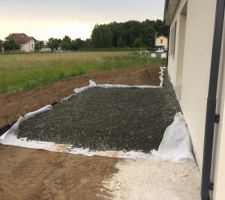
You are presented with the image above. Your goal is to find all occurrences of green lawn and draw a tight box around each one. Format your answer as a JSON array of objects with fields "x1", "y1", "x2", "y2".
[{"x1": 0, "y1": 51, "x2": 166, "y2": 94}]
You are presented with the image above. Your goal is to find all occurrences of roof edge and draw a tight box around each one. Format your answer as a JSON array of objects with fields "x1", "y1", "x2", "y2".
[{"x1": 164, "y1": 0, "x2": 181, "y2": 25}]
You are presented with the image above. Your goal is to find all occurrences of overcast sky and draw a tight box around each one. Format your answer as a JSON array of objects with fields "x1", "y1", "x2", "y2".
[{"x1": 0, "y1": 0, "x2": 165, "y2": 41}]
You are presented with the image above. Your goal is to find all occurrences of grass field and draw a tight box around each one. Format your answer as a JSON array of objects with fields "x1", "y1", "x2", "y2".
[{"x1": 0, "y1": 51, "x2": 166, "y2": 94}]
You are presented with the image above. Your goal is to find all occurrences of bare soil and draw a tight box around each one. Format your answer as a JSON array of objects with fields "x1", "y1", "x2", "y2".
[
  {"x1": 0, "y1": 145, "x2": 118, "y2": 200},
  {"x1": 0, "y1": 67, "x2": 160, "y2": 128}
]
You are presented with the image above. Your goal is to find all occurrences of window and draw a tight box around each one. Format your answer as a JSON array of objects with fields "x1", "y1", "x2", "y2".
[
  {"x1": 160, "y1": 39, "x2": 163, "y2": 44},
  {"x1": 170, "y1": 22, "x2": 177, "y2": 56}
]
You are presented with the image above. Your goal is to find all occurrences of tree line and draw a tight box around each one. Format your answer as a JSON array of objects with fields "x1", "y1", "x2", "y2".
[
  {"x1": 91, "y1": 19, "x2": 168, "y2": 48},
  {"x1": 45, "y1": 36, "x2": 92, "y2": 51},
  {"x1": 0, "y1": 39, "x2": 20, "y2": 51},
  {"x1": 0, "y1": 19, "x2": 168, "y2": 51}
]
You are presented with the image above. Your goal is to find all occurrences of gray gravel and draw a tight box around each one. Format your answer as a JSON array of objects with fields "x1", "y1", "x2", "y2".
[{"x1": 18, "y1": 70, "x2": 181, "y2": 152}]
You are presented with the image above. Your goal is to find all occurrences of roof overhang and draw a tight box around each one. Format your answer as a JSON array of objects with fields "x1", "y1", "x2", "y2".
[{"x1": 164, "y1": 0, "x2": 181, "y2": 25}]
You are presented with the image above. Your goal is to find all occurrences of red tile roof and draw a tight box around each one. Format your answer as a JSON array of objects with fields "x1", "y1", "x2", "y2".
[{"x1": 5, "y1": 33, "x2": 36, "y2": 44}]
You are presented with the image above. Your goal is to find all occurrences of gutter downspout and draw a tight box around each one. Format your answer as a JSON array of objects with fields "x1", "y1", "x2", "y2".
[{"x1": 201, "y1": 0, "x2": 225, "y2": 199}]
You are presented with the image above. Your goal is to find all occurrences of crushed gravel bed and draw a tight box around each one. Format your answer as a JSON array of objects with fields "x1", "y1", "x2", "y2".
[{"x1": 17, "y1": 70, "x2": 180, "y2": 152}]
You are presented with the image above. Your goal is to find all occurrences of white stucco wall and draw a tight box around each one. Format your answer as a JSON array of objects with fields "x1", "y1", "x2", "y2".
[
  {"x1": 167, "y1": 0, "x2": 225, "y2": 199},
  {"x1": 167, "y1": 0, "x2": 216, "y2": 170},
  {"x1": 21, "y1": 39, "x2": 35, "y2": 52},
  {"x1": 168, "y1": 0, "x2": 187, "y2": 91}
]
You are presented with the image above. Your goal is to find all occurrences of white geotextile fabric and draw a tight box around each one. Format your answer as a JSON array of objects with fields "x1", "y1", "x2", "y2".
[
  {"x1": 151, "y1": 112, "x2": 194, "y2": 163},
  {"x1": 0, "y1": 67, "x2": 194, "y2": 162},
  {"x1": 0, "y1": 105, "x2": 52, "y2": 141}
]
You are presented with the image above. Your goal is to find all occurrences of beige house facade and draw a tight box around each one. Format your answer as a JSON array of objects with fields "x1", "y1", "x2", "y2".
[
  {"x1": 165, "y1": 0, "x2": 225, "y2": 200},
  {"x1": 20, "y1": 39, "x2": 35, "y2": 52},
  {"x1": 155, "y1": 35, "x2": 168, "y2": 49}
]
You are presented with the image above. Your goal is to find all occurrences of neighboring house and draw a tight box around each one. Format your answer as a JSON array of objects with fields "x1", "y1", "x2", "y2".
[
  {"x1": 5, "y1": 33, "x2": 36, "y2": 52},
  {"x1": 155, "y1": 35, "x2": 168, "y2": 50},
  {"x1": 165, "y1": 0, "x2": 225, "y2": 200}
]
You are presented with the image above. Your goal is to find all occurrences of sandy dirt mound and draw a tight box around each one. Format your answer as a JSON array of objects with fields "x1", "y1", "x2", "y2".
[
  {"x1": 0, "y1": 145, "x2": 118, "y2": 200},
  {"x1": 0, "y1": 67, "x2": 160, "y2": 128}
]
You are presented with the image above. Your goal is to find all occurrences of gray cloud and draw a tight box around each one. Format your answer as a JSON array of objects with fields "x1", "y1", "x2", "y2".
[
  {"x1": 0, "y1": 0, "x2": 165, "y2": 22},
  {"x1": 0, "y1": 0, "x2": 165, "y2": 40}
]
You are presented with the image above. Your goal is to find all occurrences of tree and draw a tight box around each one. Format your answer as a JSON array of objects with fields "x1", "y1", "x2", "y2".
[
  {"x1": 102, "y1": 25, "x2": 113, "y2": 47},
  {"x1": 72, "y1": 38, "x2": 92, "y2": 50},
  {"x1": 91, "y1": 24, "x2": 113, "y2": 48},
  {"x1": 132, "y1": 37, "x2": 145, "y2": 47},
  {"x1": 62, "y1": 35, "x2": 72, "y2": 50},
  {"x1": 116, "y1": 37, "x2": 126, "y2": 47},
  {"x1": 47, "y1": 38, "x2": 62, "y2": 50},
  {"x1": 85, "y1": 39, "x2": 92, "y2": 48},
  {"x1": 71, "y1": 40, "x2": 79, "y2": 51},
  {"x1": 3, "y1": 40, "x2": 20, "y2": 51},
  {"x1": 46, "y1": 37, "x2": 91, "y2": 51},
  {"x1": 35, "y1": 41, "x2": 44, "y2": 50},
  {"x1": 123, "y1": 20, "x2": 142, "y2": 47},
  {"x1": 141, "y1": 20, "x2": 156, "y2": 47},
  {"x1": 0, "y1": 40, "x2": 3, "y2": 48},
  {"x1": 154, "y1": 19, "x2": 169, "y2": 37},
  {"x1": 74, "y1": 38, "x2": 86, "y2": 49},
  {"x1": 109, "y1": 22, "x2": 125, "y2": 47}
]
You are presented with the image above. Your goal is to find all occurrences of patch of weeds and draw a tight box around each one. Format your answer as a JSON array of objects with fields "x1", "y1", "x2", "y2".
[
  {"x1": 75, "y1": 68, "x2": 86, "y2": 76},
  {"x1": 58, "y1": 72, "x2": 65, "y2": 79}
]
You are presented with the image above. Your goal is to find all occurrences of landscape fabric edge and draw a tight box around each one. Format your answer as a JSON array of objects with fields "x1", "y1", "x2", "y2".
[{"x1": 0, "y1": 66, "x2": 194, "y2": 162}]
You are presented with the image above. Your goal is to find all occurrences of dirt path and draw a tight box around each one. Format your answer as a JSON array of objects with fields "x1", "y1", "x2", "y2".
[
  {"x1": 0, "y1": 145, "x2": 118, "y2": 200},
  {"x1": 0, "y1": 67, "x2": 160, "y2": 128},
  {"x1": 104, "y1": 159, "x2": 200, "y2": 200}
]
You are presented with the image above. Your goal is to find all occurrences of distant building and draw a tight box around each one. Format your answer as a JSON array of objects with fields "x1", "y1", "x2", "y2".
[
  {"x1": 5, "y1": 33, "x2": 36, "y2": 52},
  {"x1": 155, "y1": 35, "x2": 168, "y2": 50}
]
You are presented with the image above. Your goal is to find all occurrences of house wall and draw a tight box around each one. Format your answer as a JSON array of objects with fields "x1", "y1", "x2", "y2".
[
  {"x1": 21, "y1": 40, "x2": 35, "y2": 52},
  {"x1": 167, "y1": 0, "x2": 216, "y2": 171},
  {"x1": 168, "y1": 0, "x2": 187, "y2": 92},
  {"x1": 212, "y1": 18, "x2": 225, "y2": 200},
  {"x1": 175, "y1": 4, "x2": 187, "y2": 100},
  {"x1": 167, "y1": 0, "x2": 225, "y2": 199},
  {"x1": 155, "y1": 36, "x2": 168, "y2": 49},
  {"x1": 213, "y1": 58, "x2": 225, "y2": 200},
  {"x1": 214, "y1": 109, "x2": 225, "y2": 200}
]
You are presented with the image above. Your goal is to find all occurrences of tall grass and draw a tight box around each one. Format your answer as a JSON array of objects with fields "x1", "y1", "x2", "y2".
[{"x1": 0, "y1": 51, "x2": 166, "y2": 94}]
